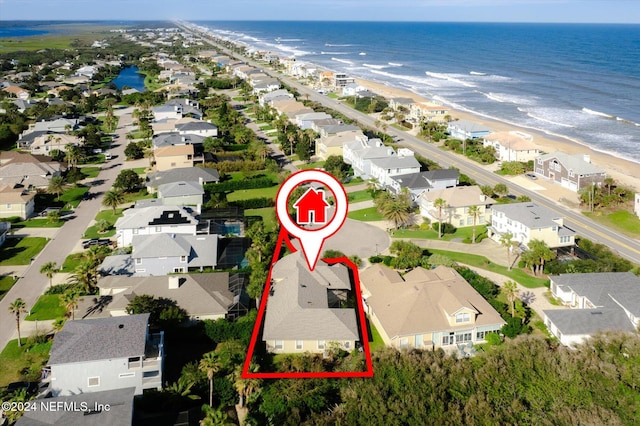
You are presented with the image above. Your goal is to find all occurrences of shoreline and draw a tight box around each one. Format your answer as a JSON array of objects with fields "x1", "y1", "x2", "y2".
[{"x1": 352, "y1": 78, "x2": 640, "y2": 192}]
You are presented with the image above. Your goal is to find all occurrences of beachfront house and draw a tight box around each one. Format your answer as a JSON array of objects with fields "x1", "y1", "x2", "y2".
[
  {"x1": 448, "y1": 120, "x2": 491, "y2": 140},
  {"x1": 389, "y1": 97, "x2": 414, "y2": 111},
  {"x1": 48, "y1": 314, "x2": 163, "y2": 396},
  {"x1": 488, "y1": 202, "x2": 576, "y2": 250},
  {"x1": 418, "y1": 186, "x2": 494, "y2": 228},
  {"x1": 360, "y1": 264, "x2": 506, "y2": 351},
  {"x1": 544, "y1": 272, "x2": 640, "y2": 347},
  {"x1": 483, "y1": 131, "x2": 539, "y2": 162},
  {"x1": 409, "y1": 102, "x2": 449, "y2": 123},
  {"x1": 342, "y1": 137, "x2": 392, "y2": 179},
  {"x1": 534, "y1": 152, "x2": 606, "y2": 192},
  {"x1": 263, "y1": 252, "x2": 360, "y2": 354},
  {"x1": 635, "y1": 193, "x2": 640, "y2": 219}
]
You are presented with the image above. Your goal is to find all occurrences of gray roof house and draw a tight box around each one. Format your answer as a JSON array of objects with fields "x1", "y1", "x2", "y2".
[
  {"x1": 263, "y1": 252, "x2": 360, "y2": 354},
  {"x1": 447, "y1": 120, "x2": 491, "y2": 139},
  {"x1": 388, "y1": 169, "x2": 460, "y2": 199},
  {"x1": 15, "y1": 388, "x2": 135, "y2": 426},
  {"x1": 97, "y1": 273, "x2": 248, "y2": 321},
  {"x1": 534, "y1": 152, "x2": 606, "y2": 192},
  {"x1": 176, "y1": 120, "x2": 218, "y2": 137},
  {"x1": 146, "y1": 167, "x2": 220, "y2": 192},
  {"x1": 114, "y1": 205, "x2": 198, "y2": 247},
  {"x1": 157, "y1": 181, "x2": 204, "y2": 207},
  {"x1": 152, "y1": 132, "x2": 205, "y2": 150},
  {"x1": 544, "y1": 272, "x2": 640, "y2": 347},
  {"x1": 48, "y1": 314, "x2": 163, "y2": 396},
  {"x1": 369, "y1": 148, "x2": 421, "y2": 188}
]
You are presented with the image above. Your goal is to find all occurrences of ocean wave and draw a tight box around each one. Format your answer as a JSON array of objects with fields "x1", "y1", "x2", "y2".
[
  {"x1": 363, "y1": 63, "x2": 389, "y2": 70},
  {"x1": 525, "y1": 112, "x2": 576, "y2": 128},
  {"x1": 321, "y1": 51, "x2": 349, "y2": 55},
  {"x1": 425, "y1": 71, "x2": 477, "y2": 88},
  {"x1": 470, "y1": 71, "x2": 486, "y2": 76},
  {"x1": 331, "y1": 57, "x2": 354, "y2": 65},
  {"x1": 359, "y1": 52, "x2": 367, "y2": 56},
  {"x1": 325, "y1": 43, "x2": 354, "y2": 47},
  {"x1": 582, "y1": 107, "x2": 614, "y2": 119},
  {"x1": 388, "y1": 62, "x2": 403, "y2": 67},
  {"x1": 276, "y1": 38, "x2": 304, "y2": 42},
  {"x1": 370, "y1": 69, "x2": 439, "y2": 88},
  {"x1": 481, "y1": 92, "x2": 537, "y2": 106}
]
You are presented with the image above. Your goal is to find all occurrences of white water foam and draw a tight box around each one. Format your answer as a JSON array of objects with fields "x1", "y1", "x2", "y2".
[
  {"x1": 388, "y1": 62, "x2": 403, "y2": 67},
  {"x1": 582, "y1": 107, "x2": 614, "y2": 119},
  {"x1": 370, "y1": 69, "x2": 439, "y2": 88},
  {"x1": 363, "y1": 63, "x2": 390, "y2": 70},
  {"x1": 359, "y1": 52, "x2": 367, "y2": 56},
  {"x1": 470, "y1": 71, "x2": 487, "y2": 76},
  {"x1": 331, "y1": 57, "x2": 354, "y2": 65},
  {"x1": 425, "y1": 71, "x2": 477, "y2": 88},
  {"x1": 481, "y1": 92, "x2": 537, "y2": 106},
  {"x1": 325, "y1": 43, "x2": 354, "y2": 47},
  {"x1": 321, "y1": 51, "x2": 349, "y2": 55}
]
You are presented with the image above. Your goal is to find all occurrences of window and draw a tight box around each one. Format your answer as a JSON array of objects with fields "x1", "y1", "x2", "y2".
[
  {"x1": 568, "y1": 169, "x2": 574, "y2": 178},
  {"x1": 295, "y1": 340, "x2": 303, "y2": 350},
  {"x1": 133, "y1": 229, "x2": 139, "y2": 234},
  {"x1": 6, "y1": 204, "x2": 11, "y2": 209},
  {"x1": 88, "y1": 376, "x2": 100, "y2": 387},
  {"x1": 442, "y1": 332, "x2": 455, "y2": 345},
  {"x1": 274, "y1": 340, "x2": 283, "y2": 350},
  {"x1": 415, "y1": 334, "x2": 423, "y2": 348},
  {"x1": 119, "y1": 372, "x2": 135, "y2": 378},
  {"x1": 459, "y1": 219, "x2": 464, "y2": 226},
  {"x1": 155, "y1": 226, "x2": 162, "y2": 232},
  {"x1": 170, "y1": 162, "x2": 176, "y2": 167},
  {"x1": 344, "y1": 341, "x2": 351, "y2": 349},
  {"x1": 560, "y1": 235, "x2": 571, "y2": 244},
  {"x1": 180, "y1": 255, "x2": 187, "y2": 262},
  {"x1": 456, "y1": 313, "x2": 470, "y2": 323},
  {"x1": 455, "y1": 332, "x2": 473, "y2": 343},
  {"x1": 467, "y1": 217, "x2": 474, "y2": 225},
  {"x1": 317, "y1": 340, "x2": 325, "y2": 350},
  {"x1": 399, "y1": 338, "x2": 408, "y2": 349},
  {"x1": 135, "y1": 258, "x2": 142, "y2": 265},
  {"x1": 537, "y1": 158, "x2": 542, "y2": 165},
  {"x1": 173, "y1": 267, "x2": 184, "y2": 273}
]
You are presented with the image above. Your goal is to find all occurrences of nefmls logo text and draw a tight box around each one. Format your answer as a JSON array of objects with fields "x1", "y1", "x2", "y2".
[{"x1": 39, "y1": 401, "x2": 110, "y2": 412}]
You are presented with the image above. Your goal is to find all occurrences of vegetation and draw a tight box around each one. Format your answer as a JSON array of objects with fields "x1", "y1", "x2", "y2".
[
  {"x1": 113, "y1": 168, "x2": 143, "y2": 192},
  {"x1": 579, "y1": 178, "x2": 633, "y2": 212},
  {"x1": 442, "y1": 137, "x2": 497, "y2": 164},
  {"x1": 125, "y1": 294, "x2": 188, "y2": 329},
  {"x1": 0, "y1": 237, "x2": 48, "y2": 266},
  {"x1": 39, "y1": 261, "x2": 58, "y2": 288},
  {"x1": 0, "y1": 338, "x2": 52, "y2": 388},
  {"x1": 24, "y1": 294, "x2": 65, "y2": 321},
  {"x1": 373, "y1": 190, "x2": 413, "y2": 229},
  {"x1": 584, "y1": 209, "x2": 640, "y2": 239},
  {"x1": 8, "y1": 298, "x2": 27, "y2": 346},
  {"x1": 544, "y1": 237, "x2": 635, "y2": 274}
]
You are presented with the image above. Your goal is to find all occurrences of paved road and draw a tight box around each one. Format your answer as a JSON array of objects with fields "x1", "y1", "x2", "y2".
[
  {"x1": 0, "y1": 109, "x2": 134, "y2": 349},
  {"x1": 183, "y1": 24, "x2": 640, "y2": 264}
]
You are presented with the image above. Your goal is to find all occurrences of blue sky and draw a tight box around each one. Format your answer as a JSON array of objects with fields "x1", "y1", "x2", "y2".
[{"x1": 1, "y1": 0, "x2": 639, "y2": 23}]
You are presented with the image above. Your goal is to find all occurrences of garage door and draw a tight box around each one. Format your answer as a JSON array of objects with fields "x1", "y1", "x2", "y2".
[{"x1": 561, "y1": 178, "x2": 578, "y2": 191}]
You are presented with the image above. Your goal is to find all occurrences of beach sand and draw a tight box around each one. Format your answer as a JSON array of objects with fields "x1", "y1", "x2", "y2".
[{"x1": 354, "y1": 78, "x2": 640, "y2": 192}]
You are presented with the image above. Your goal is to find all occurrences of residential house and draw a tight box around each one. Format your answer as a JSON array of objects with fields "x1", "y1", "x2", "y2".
[
  {"x1": 489, "y1": 202, "x2": 576, "y2": 249},
  {"x1": 97, "y1": 273, "x2": 248, "y2": 321},
  {"x1": 145, "y1": 167, "x2": 219, "y2": 192},
  {"x1": 419, "y1": 185, "x2": 494, "y2": 228},
  {"x1": 635, "y1": 193, "x2": 640, "y2": 219},
  {"x1": 534, "y1": 152, "x2": 606, "y2": 192},
  {"x1": 154, "y1": 145, "x2": 199, "y2": 172},
  {"x1": 342, "y1": 83, "x2": 367, "y2": 97},
  {"x1": 263, "y1": 252, "x2": 360, "y2": 354},
  {"x1": 0, "y1": 152, "x2": 63, "y2": 189},
  {"x1": 310, "y1": 118, "x2": 343, "y2": 134},
  {"x1": 157, "y1": 181, "x2": 204, "y2": 207},
  {"x1": 114, "y1": 205, "x2": 198, "y2": 247},
  {"x1": 0, "y1": 185, "x2": 36, "y2": 220},
  {"x1": 152, "y1": 117, "x2": 199, "y2": 135},
  {"x1": 15, "y1": 388, "x2": 135, "y2": 426},
  {"x1": 388, "y1": 169, "x2": 460, "y2": 199},
  {"x1": 259, "y1": 89, "x2": 293, "y2": 106},
  {"x1": 152, "y1": 132, "x2": 205, "y2": 150},
  {"x1": 295, "y1": 112, "x2": 332, "y2": 130},
  {"x1": 544, "y1": 272, "x2": 640, "y2": 347},
  {"x1": 360, "y1": 264, "x2": 506, "y2": 350},
  {"x1": 316, "y1": 123, "x2": 361, "y2": 139},
  {"x1": 176, "y1": 120, "x2": 218, "y2": 138},
  {"x1": 409, "y1": 102, "x2": 449, "y2": 123},
  {"x1": 270, "y1": 98, "x2": 313, "y2": 120},
  {"x1": 332, "y1": 73, "x2": 355, "y2": 89},
  {"x1": 448, "y1": 120, "x2": 491, "y2": 140},
  {"x1": 29, "y1": 133, "x2": 81, "y2": 156},
  {"x1": 152, "y1": 105, "x2": 182, "y2": 121},
  {"x1": 483, "y1": 131, "x2": 539, "y2": 162},
  {"x1": 48, "y1": 314, "x2": 163, "y2": 396},
  {"x1": 251, "y1": 78, "x2": 281, "y2": 94},
  {"x1": 389, "y1": 97, "x2": 414, "y2": 111},
  {"x1": 315, "y1": 129, "x2": 367, "y2": 160},
  {"x1": 2, "y1": 85, "x2": 30, "y2": 100},
  {"x1": 27, "y1": 117, "x2": 79, "y2": 134},
  {"x1": 342, "y1": 137, "x2": 392, "y2": 179},
  {"x1": 369, "y1": 148, "x2": 421, "y2": 188}
]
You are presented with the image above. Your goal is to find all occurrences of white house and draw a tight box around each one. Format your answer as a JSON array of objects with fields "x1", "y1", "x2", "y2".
[
  {"x1": 48, "y1": 314, "x2": 163, "y2": 396},
  {"x1": 447, "y1": 120, "x2": 491, "y2": 140},
  {"x1": 114, "y1": 205, "x2": 198, "y2": 247},
  {"x1": 176, "y1": 120, "x2": 218, "y2": 138},
  {"x1": 483, "y1": 131, "x2": 539, "y2": 162},
  {"x1": 369, "y1": 148, "x2": 421, "y2": 188},
  {"x1": 418, "y1": 186, "x2": 494, "y2": 228},
  {"x1": 635, "y1": 193, "x2": 640, "y2": 219},
  {"x1": 342, "y1": 137, "x2": 394, "y2": 179},
  {"x1": 544, "y1": 272, "x2": 640, "y2": 347}
]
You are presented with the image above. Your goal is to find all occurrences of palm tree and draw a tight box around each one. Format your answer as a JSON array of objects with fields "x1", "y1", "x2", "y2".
[
  {"x1": 39, "y1": 261, "x2": 57, "y2": 288},
  {"x1": 603, "y1": 177, "x2": 615, "y2": 196},
  {"x1": 48, "y1": 176, "x2": 65, "y2": 201},
  {"x1": 102, "y1": 189, "x2": 125, "y2": 214},
  {"x1": 504, "y1": 281, "x2": 519, "y2": 317},
  {"x1": 199, "y1": 351, "x2": 222, "y2": 407},
  {"x1": 380, "y1": 191, "x2": 413, "y2": 230},
  {"x1": 62, "y1": 290, "x2": 81, "y2": 320},
  {"x1": 500, "y1": 232, "x2": 515, "y2": 270},
  {"x1": 8, "y1": 298, "x2": 27, "y2": 346},
  {"x1": 52, "y1": 318, "x2": 66, "y2": 333},
  {"x1": 69, "y1": 261, "x2": 98, "y2": 294},
  {"x1": 200, "y1": 405, "x2": 233, "y2": 426},
  {"x1": 468, "y1": 205, "x2": 480, "y2": 244},
  {"x1": 232, "y1": 364, "x2": 261, "y2": 408},
  {"x1": 529, "y1": 239, "x2": 555, "y2": 276},
  {"x1": 433, "y1": 198, "x2": 447, "y2": 238}
]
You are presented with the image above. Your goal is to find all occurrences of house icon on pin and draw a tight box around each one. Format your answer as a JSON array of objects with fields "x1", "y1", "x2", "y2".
[{"x1": 293, "y1": 188, "x2": 330, "y2": 225}]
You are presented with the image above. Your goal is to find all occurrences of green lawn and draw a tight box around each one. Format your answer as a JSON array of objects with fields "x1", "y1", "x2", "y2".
[
  {"x1": 0, "y1": 275, "x2": 18, "y2": 302},
  {"x1": 128, "y1": 167, "x2": 148, "y2": 176},
  {"x1": 0, "y1": 339, "x2": 52, "y2": 387},
  {"x1": 227, "y1": 186, "x2": 279, "y2": 202},
  {"x1": 83, "y1": 208, "x2": 123, "y2": 239},
  {"x1": 245, "y1": 207, "x2": 277, "y2": 231},
  {"x1": 327, "y1": 92, "x2": 338, "y2": 99},
  {"x1": 347, "y1": 207, "x2": 385, "y2": 221},
  {"x1": 427, "y1": 249, "x2": 549, "y2": 289},
  {"x1": 584, "y1": 210, "x2": 640, "y2": 239},
  {"x1": 346, "y1": 190, "x2": 374, "y2": 204},
  {"x1": 0, "y1": 237, "x2": 48, "y2": 266},
  {"x1": 61, "y1": 252, "x2": 85, "y2": 272},
  {"x1": 366, "y1": 318, "x2": 386, "y2": 352},
  {"x1": 344, "y1": 177, "x2": 365, "y2": 187},
  {"x1": 13, "y1": 218, "x2": 64, "y2": 228},
  {"x1": 392, "y1": 225, "x2": 488, "y2": 243},
  {"x1": 25, "y1": 294, "x2": 65, "y2": 321},
  {"x1": 298, "y1": 161, "x2": 325, "y2": 170},
  {"x1": 122, "y1": 190, "x2": 153, "y2": 204},
  {"x1": 59, "y1": 185, "x2": 90, "y2": 208},
  {"x1": 227, "y1": 171, "x2": 278, "y2": 182},
  {"x1": 259, "y1": 124, "x2": 274, "y2": 131},
  {"x1": 79, "y1": 166, "x2": 101, "y2": 179}
]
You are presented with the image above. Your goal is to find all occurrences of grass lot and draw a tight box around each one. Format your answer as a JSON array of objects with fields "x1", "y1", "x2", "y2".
[
  {"x1": 129, "y1": 167, "x2": 148, "y2": 176},
  {"x1": 327, "y1": 92, "x2": 338, "y2": 99},
  {"x1": 61, "y1": 252, "x2": 85, "y2": 272},
  {"x1": 83, "y1": 208, "x2": 123, "y2": 239},
  {"x1": 227, "y1": 186, "x2": 279, "y2": 202},
  {"x1": 344, "y1": 178, "x2": 365, "y2": 187},
  {"x1": 392, "y1": 225, "x2": 488, "y2": 243},
  {"x1": 79, "y1": 166, "x2": 101, "y2": 179},
  {"x1": 0, "y1": 276, "x2": 18, "y2": 302},
  {"x1": 259, "y1": 124, "x2": 274, "y2": 131},
  {"x1": 347, "y1": 207, "x2": 385, "y2": 221},
  {"x1": 245, "y1": 207, "x2": 277, "y2": 231},
  {"x1": 297, "y1": 161, "x2": 325, "y2": 170},
  {"x1": 59, "y1": 185, "x2": 90, "y2": 209},
  {"x1": 0, "y1": 339, "x2": 52, "y2": 387},
  {"x1": 122, "y1": 189, "x2": 153, "y2": 204},
  {"x1": 346, "y1": 190, "x2": 373, "y2": 204},
  {"x1": 584, "y1": 210, "x2": 640, "y2": 239},
  {"x1": 0, "y1": 35, "x2": 75, "y2": 52},
  {"x1": 0, "y1": 237, "x2": 48, "y2": 266},
  {"x1": 13, "y1": 218, "x2": 64, "y2": 228},
  {"x1": 25, "y1": 295, "x2": 65, "y2": 321},
  {"x1": 391, "y1": 123, "x2": 409, "y2": 131},
  {"x1": 428, "y1": 249, "x2": 549, "y2": 289},
  {"x1": 366, "y1": 318, "x2": 386, "y2": 352}
]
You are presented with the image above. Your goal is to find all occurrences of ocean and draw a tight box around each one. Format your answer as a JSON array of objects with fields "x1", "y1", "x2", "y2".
[{"x1": 194, "y1": 21, "x2": 640, "y2": 165}]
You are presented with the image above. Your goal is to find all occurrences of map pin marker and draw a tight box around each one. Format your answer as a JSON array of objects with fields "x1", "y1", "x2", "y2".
[{"x1": 276, "y1": 170, "x2": 348, "y2": 271}]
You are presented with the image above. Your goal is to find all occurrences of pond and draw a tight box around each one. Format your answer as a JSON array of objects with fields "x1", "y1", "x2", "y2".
[{"x1": 112, "y1": 66, "x2": 146, "y2": 92}]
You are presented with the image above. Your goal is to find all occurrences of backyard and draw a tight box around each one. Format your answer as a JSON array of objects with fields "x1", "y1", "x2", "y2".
[{"x1": 0, "y1": 338, "x2": 52, "y2": 387}]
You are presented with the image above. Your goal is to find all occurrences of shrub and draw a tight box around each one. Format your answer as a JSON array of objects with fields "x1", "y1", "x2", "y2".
[
  {"x1": 431, "y1": 222, "x2": 457, "y2": 234},
  {"x1": 204, "y1": 176, "x2": 274, "y2": 193},
  {"x1": 230, "y1": 197, "x2": 275, "y2": 209},
  {"x1": 45, "y1": 283, "x2": 82, "y2": 295}
]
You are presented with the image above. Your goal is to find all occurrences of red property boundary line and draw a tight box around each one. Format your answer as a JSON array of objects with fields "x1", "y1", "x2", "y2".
[{"x1": 241, "y1": 227, "x2": 374, "y2": 379}]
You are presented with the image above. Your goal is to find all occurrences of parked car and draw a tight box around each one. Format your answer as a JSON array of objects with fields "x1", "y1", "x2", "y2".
[
  {"x1": 82, "y1": 238, "x2": 112, "y2": 249},
  {"x1": 525, "y1": 173, "x2": 538, "y2": 180}
]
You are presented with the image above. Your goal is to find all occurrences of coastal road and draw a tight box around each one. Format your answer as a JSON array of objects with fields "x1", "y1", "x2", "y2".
[
  {"x1": 0, "y1": 109, "x2": 134, "y2": 352},
  {"x1": 183, "y1": 23, "x2": 640, "y2": 264}
]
